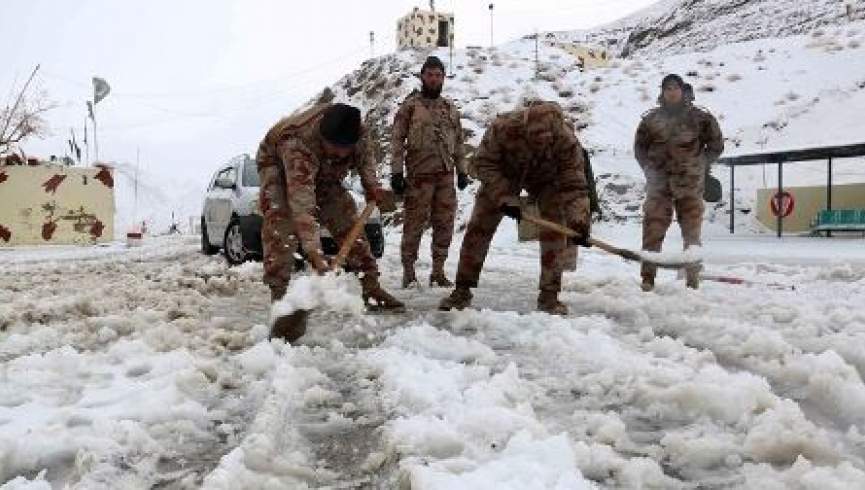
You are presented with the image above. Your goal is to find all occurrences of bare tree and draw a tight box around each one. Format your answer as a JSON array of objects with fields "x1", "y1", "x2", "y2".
[{"x1": 0, "y1": 65, "x2": 57, "y2": 156}]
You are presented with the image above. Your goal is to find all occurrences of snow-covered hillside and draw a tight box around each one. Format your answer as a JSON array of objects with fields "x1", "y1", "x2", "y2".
[
  {"x1": 559, "y1": 0, "x2": 864, "y2": 57},
  {"x1": 317, "y1": 11, "x2": 865, "y2": 233}
]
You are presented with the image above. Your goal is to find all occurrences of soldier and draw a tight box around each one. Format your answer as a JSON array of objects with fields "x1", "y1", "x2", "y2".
[
  {"x1": 439, "y1": 101, "x2": 591, "y2": 315},
  {"x1": 257, "y1": 103, "x2": 404, "y2": 342},
  {"x1": 390, "y1": 56, "x2": 470, "y2": 288},
  {"x1": 634, "y1": 74, "x2": 724, "y2": 291}
]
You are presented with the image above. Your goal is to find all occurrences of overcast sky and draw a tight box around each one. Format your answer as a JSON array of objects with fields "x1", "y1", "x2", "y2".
[{"x1": 2, "y1": 0, "x2": 657, "y2": 184}]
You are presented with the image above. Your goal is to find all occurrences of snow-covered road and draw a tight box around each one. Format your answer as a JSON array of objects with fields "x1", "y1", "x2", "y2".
[{"x1": 2, "y1": 229, "x2": 865, "y2": 489}]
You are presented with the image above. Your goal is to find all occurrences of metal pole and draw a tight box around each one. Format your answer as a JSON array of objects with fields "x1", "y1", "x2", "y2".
[
  {"x1": 489, "y1": 4, "x2": 494, "y2": 47},
  {"x1": 827, "y1": 157, "x2": 833, "y2": 237},
  {"x1": 93, "y1": 106, "x2": 99, "y2": 163},
  {"x1": 83, "y1": 117, "x2": 90, "y2": 166},
  {"x1": 777, "y1": 160, "x2": 783, "y2": 238},
  {"x1": 730, "y1": 164, "x2": 735, "y2": 234},
  {"x1": 369, "y1": 31, "x2": 375, "y2": 58}
]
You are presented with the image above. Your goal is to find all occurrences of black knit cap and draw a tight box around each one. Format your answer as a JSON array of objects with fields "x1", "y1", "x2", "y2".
[
  {"x1": 421, "y1": 56, "x2": 446, "y2": 74},
  {"x1": 319, "y1": 103, "x2": 361, "y2": 147},
  {"x1": 661, "y1": 73, "x2": 685, "y2": 89}
]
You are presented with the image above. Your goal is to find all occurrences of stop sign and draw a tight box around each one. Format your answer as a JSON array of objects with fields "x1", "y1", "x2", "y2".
[{"x1": 770, "y1": 191, "x2": 795, "y2": 218}]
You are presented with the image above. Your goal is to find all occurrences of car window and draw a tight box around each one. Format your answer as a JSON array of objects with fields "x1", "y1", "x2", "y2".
[
  {"x1": 243, "y1": 159, "x2": 260, "y2": 187},
  {"x1": 222, "y1": 167, "x2": 237, "y2": 186}
]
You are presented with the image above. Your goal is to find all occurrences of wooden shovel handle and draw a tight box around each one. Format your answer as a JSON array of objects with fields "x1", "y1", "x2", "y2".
[
  {"x1": 521, "y1": 213, "x2": 694, "y2": 269},
  {"x1": 332, "y1": 201, "x2": 377, "y2": 271}
]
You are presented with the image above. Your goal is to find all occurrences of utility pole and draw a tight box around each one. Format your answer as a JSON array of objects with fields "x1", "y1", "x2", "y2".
[
  {"x1": 488, "y1": 3, "x2": 495, "y2": 47},
  {"x1": 369, "y1": 31, "x2": 375, "y2": 58}
]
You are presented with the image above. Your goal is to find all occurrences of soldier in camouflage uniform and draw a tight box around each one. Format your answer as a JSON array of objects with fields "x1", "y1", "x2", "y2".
[
  {"x1": 257, "y1": 103, "x2": 404, "y2": 342},
  {"x1": 634, "y1": 74, "x2": 724, "y2": 291},
  {"x1": 391, "y1": 56, "x2": 470, "y2": 288},
  {"x1": 439, "y1": 101, "x2": 591, "y2": 315}
]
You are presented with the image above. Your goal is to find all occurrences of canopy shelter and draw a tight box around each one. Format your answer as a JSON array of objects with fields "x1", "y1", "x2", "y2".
[{"x1": 717, "y1": 143, "x2": 865, "y2": 237}]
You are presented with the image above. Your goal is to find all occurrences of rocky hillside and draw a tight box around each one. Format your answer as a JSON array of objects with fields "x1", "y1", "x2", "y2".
[
  {"x1": 304, "y1": 0, "x2": 865, "y2": 233},
  {"x1": 553, "y1": 0, "x2": 864, "y2": 57}
]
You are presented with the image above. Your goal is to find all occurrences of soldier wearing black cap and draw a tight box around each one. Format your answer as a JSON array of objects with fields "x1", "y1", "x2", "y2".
[
  {"x1": 634, "y1": 74, "x2": 724, "y2": 291},
  {"x1": 256, "y1": 103, "x2": 405, "y2": 342},
  {"x1": 391, "y1": 56, "x2": 469, "y2": 288}
]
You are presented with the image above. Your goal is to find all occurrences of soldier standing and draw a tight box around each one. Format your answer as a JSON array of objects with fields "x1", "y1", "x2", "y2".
[
  {"x1": 390, "y1": 56, "x2": 470, "y2": 288},
  {"x1": 439, "y1": 101, "x2": 591, "y2": 315},
  {"x1": 634, "y1": 74, "x2": 724, "y2": 291},
  {"x1": 256, "y1": 103, "x2": 404, "y2": 341}
]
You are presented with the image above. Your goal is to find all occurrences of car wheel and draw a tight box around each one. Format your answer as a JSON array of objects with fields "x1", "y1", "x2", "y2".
[
  {"x1": 201, "y1": 218, "x2": 219, "y2": 255},
  {"x1": 223, "y1": 217, "x2": 249, "y2": 265}
]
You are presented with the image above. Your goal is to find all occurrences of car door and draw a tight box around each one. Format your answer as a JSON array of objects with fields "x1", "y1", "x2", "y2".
[
  {"x1": 203, "y1": 169, "x2": 222, "y2": 243},
  {"x1": 209, "y1": 166, "x2": 238, "y2": 245}
]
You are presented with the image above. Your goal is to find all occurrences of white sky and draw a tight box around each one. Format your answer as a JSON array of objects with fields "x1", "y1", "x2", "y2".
[{"x1": 2, "y1": 0, "x2": 658, "y2": 184}]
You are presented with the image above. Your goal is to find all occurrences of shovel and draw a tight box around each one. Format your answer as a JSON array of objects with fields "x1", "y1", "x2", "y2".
[
  {"x1": 270, "y1": 201, "x2": 378, "y2": 343},
  {"x1": 332, "y1": 201, "x2": 378, "y2": 271},
  {"x1": 522, "y1": 214, "x2": 702, "y2": 270}
]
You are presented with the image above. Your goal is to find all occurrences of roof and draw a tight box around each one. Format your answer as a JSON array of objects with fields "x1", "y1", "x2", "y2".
[{"x1": 718, "y1": 142, "x2": 865, "y2": 166}]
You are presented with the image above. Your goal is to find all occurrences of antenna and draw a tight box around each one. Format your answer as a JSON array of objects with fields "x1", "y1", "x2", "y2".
[{"x1": 488, "y1": 3, "x2": 495, "y2": 47}]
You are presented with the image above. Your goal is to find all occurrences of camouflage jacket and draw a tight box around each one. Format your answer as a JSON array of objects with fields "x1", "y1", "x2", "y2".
[
  {"x1": 390, "y1": 92, "x2": 466, "y2": 177},
  {"x1": 257, "y1": 104, "x2": 380, "y2": 254},
  {"x1": 634, "y1": 102, "x2": 724, "y2": 180},
  {"x1": 474, "y1": 103, "x2": 590, "y2": 227}
]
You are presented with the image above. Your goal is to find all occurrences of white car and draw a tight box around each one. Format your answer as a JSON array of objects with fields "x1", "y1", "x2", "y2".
[{"x1": 201, "y1": 154, "x2": 385, "y2": 265}]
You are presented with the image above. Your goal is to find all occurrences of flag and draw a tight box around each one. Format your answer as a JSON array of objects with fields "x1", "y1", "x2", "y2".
[
  {"x1": 87, "y1": 101, "x2": 95, "y2": 121},
  {"x1": 70, "y1": 128, "x2": 81, "y2": 163},
  {"x1": 93, "y1": 77, "x2": 110, "y2": 104}
]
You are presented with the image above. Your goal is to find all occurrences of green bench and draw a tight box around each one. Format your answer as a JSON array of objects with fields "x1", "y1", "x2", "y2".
[{"x1": 810, "y1": 209, "x2": 865, "y2": 236}]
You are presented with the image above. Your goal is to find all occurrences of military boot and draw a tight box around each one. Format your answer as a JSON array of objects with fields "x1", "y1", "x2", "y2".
[
  {"x1": 640, "y1": 275, "x2": 655, "y2": 292},
  {"x1": 360, "y1": 274, "x2": 406, "y2": 312},
  {"x1": 429, "y1": 262, "x2": 453, "y2": 288},
  {"x1": 402, "y1": 266, "x2": 418, "y2": 289},
  {"x1": 537, "y1": 291, "x2": 568, "y2": 316},
  {"x1": 268, "y1": 286, "x2": 310, "y2": 343},
  {"x1": 438, "y1": 286, "x2": 473, "y2": 311},
  {"x1": 685, "y1": 268, "x2": 700, "y2": 290}
]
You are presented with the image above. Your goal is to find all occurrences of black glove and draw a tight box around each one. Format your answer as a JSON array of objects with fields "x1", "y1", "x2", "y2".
[
  {"x1": 500, "y1": 204, "x2": 522, "y2": 222},
  {"x1": 390, "y1": 173, "x2": 405, "y2": 195},
  {"x1": 457, "y1": 172, "x2": 471, "y2": 190},
  {"x1": 568, "y1": 222, "x2": 591, "y2": 247}
]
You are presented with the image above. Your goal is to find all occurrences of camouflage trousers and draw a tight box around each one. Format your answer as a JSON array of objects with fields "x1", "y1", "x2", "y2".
[
  {"x1": 455, "y1": 185, "x2": 571, "y2": 292},
  {"x1": 258, "y1": 165, "x2": 378, "y2": 295},
  {"x1": 641, "y1": 180, "x2": 704, "y2": 280},
  {"x1": 401, "y1": 171, "x2": 456, "y2": 269}
]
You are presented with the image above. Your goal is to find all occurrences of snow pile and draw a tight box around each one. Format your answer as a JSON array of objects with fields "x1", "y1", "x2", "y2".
[{"x1": 270, "y1": 273, "x2": 365, "y2": 321}]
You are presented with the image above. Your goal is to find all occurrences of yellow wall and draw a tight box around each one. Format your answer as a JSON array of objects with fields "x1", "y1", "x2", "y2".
[
  {"x1": 0, "y1": 164, "x2": 115, "y2": 246},
  {"x1": 755, "y1": 183, "x2": 865, "y2": 233}
]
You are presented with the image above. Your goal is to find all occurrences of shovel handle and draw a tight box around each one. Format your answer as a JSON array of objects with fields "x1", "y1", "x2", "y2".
[
  {"x1": 332, "y1": 201, "x2": 377, "y2": 271},
  {"x1": 521, "y1": 213, "x2": 696, "y2": 270}
]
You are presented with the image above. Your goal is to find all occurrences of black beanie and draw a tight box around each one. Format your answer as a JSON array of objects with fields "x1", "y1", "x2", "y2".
[
  {"x1": 421, "y1": 56, "x2": 446, "y2": 74},
  {"x1": 661, "y1": 73, "x2": 685, "y2": 89},
  {"x1": 319, "y1": 103, "x2": 361, "y2": 147}
]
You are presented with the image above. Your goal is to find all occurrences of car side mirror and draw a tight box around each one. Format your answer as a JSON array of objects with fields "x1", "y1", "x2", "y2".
[{"x1": 215, "y1": 177, "x2": 236, "y2": 189}]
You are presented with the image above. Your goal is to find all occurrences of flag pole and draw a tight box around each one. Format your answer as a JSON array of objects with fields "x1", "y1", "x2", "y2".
[
  {"x1": 84, "y1": 116, "x2": 90, "y2": 166},
  {"x1": 93, "y1": 103, "x2": 99, "y2": 163}
]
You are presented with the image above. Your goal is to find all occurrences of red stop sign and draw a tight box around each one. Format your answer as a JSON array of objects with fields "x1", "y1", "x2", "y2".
[{"x1": 770, "y1": 191, "x2": 795, "y2": 218}]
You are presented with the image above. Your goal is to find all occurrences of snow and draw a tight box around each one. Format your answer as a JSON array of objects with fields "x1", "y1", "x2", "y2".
[{"x1": 3, "y1": 1, "x2": 865, "y2": 488}]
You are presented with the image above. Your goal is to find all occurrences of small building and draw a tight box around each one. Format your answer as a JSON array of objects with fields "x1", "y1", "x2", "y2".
[
  {"x1": 0, "y1": 160, "x2": 114, "y2": 246},
  {"x1": 397, "y1": 6, "x2": 454, "y2": 50}
]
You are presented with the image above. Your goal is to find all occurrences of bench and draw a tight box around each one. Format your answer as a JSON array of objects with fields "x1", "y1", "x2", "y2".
[{"x1": 810, "y1": 209, "x2": 865, "y2": 236}]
